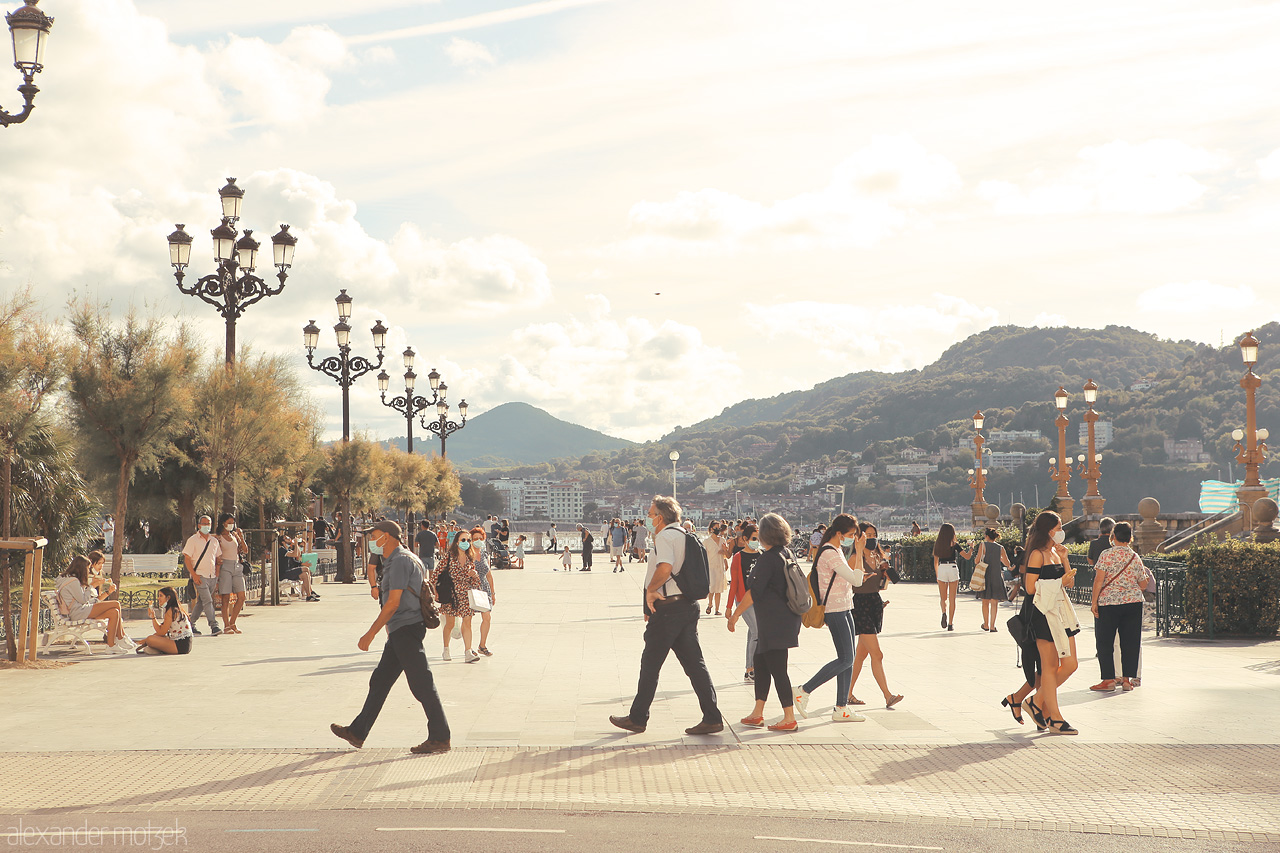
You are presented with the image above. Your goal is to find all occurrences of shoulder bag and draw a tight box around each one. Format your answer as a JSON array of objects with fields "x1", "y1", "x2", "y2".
[{"x1": 1094, "y1": 552, "x2": 1137, "y2": 607}]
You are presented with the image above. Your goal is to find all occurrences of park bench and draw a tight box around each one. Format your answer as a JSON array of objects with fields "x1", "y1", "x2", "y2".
[
  {"x1": 120, "y1": 554, "x2": 183, "y2": 577},
  {"x1": 39, "y1": 591, "x2": 108, "y2": 655}
]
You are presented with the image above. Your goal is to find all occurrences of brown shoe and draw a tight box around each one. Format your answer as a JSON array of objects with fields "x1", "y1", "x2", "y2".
[
  {"x1": 684, "y1": 720, "x2": 725, "y2": 735},
  {"x1": 330, "y1": 723, "x2": 364, "y2": 749},
  {"x1": 609, "y1": 715, "x2": 646, "y2": 733},
  {"x1": 410, "y1": 739, "x2": 451, "y2": 755}
]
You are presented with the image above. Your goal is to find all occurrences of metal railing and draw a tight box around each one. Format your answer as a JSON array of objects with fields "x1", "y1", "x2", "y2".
[{"x1": 1157, "y1": 508, "x2": 1239, "y2": 553}]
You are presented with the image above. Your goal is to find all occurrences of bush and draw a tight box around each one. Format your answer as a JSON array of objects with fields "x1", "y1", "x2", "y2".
[{"x1": 1183, "y1": 540, "x2": 1280, "y2": 637}]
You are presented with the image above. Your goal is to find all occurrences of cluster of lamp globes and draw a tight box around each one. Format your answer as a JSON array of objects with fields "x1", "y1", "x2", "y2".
[{"x1": 375, "y1": 348, "x2": 468, "y2": 422}]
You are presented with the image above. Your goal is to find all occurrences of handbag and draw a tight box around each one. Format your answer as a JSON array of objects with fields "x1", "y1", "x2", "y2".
[
  {"x1": 970, "y1": 559, "x2": 987, "y2": 592},
  {"x1": 1006, "y1": 612, "x2": 1031, "y2": 646},
  {"x1": 468, "y1": 588, "x2": 492, "y2": 613},
  {"x1": 434, "y1": 562, "x2": 456, "y2": 606},
  {"x1": 802, "y1": 561, "x2": 837, "y2": 629}
]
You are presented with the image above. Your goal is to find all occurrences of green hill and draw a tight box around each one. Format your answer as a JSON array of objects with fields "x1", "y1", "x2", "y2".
[{"x1": 385, "y1": 401, "x2": 634, "y2": 467}]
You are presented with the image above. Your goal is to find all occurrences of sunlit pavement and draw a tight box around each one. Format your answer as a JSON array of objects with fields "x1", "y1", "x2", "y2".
[{"x1": 2, "y1": 553, "x2": 1278, "y2": 843}]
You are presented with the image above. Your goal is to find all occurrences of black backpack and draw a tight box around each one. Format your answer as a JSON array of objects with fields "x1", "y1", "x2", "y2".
[{"x1": 672, "y1": 530, "x2": 711, "y2": 601}]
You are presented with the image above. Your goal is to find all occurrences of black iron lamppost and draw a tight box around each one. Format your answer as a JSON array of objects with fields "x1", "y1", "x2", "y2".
[
  {"x1": 421, "y1": 395, "x2": 468, "y2": 459},
  {"x1": 377, "y1": 349, "x2": 441, "y2": 454},
  {"x1": 303, "y1": 290, "x2": 386, "y2": 583},
  {"x1": 0, "y1": 1, "x2": 52, "y2": 128},
  {"x1": 1234, "y1": 332, "x2": 1271, "y2": 530},
  {"x1": 167, "y1": 179, "x2": 298, "y2": 369}
]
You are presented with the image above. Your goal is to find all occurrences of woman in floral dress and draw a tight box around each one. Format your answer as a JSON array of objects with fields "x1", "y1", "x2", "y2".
[{"x1": 430, "y1": 527, "x2": 483, "y2": 663}]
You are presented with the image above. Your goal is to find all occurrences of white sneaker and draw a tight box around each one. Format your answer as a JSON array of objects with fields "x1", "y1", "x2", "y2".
[
  {"x1": 451, "y1": 625, "x2": 463, "y2": 640},
  {"x1": 794, "y1": 689, "x2": 811, "y2": 719},
  {"x1": 465, "y1": 649, "x2": 480, "y2": 663},
  {"x1": 441, "y1": 647, "x2": 451, "y2": 661},
  {"x1": 119, "y1": 636, "x2": 137, "y2": 650},
  {"x1": 832, "y1": 707, "x2": 866, "y2": 722},
  {"x1": 107, "y1": 642, "x2": 131, "y2": 654}
]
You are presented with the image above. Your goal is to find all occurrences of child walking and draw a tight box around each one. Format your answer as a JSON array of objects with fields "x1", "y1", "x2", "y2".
[{"x1": 560, "y1": 545, "x2": 573, "y2": 572}]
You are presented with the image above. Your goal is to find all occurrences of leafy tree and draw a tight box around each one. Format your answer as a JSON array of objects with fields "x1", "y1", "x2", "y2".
[
  {"x1": 65, "y1": 303, "x2": 200, "y2": 592},
  {"x1": 385, "y1": 448, "x2": 429, "y2": 527},
  {"x1": 317, "y1": 436, "x2": 385, "y2": 582},
  {"x1": 420, "y1": 455, "x2": 461, "y2": 520}
]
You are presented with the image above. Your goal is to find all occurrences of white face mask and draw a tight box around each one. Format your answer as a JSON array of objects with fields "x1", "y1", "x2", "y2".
[
  {"x1": 199, "y1": 524, "x2": 212, "y2": 535},
  {"x1": 1052, "y1": 530, "x2": 1065, "y2": 545}
]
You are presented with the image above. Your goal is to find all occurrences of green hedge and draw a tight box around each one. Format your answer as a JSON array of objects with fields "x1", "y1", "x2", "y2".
[{"x1": 1183, "y1": 540, "x2": 1280, "y2": 637}]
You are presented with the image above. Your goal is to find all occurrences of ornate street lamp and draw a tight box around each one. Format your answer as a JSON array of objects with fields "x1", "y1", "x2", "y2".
[
  {"x1": 1048, "y1": 386, "x2": 1075, "y2": 521},
  {"x1": 669, "y1": 450, "x2": 680, "y2": 499},
  {"x1": 969, "y1": 410, "x2": 988, "y2": 528},
  {"x1": 167, "y1": 179, "x2": 297, "y2": 513},
  {"x1": 1076, "y1": 379, "x2": 1105, "y2": 526},
  {"x1": 303, "y1": 290, "x2": 386, "y2": 583},
  {"x1": 1234, "y1": 332, "x2": 1271, "y2": 529},
  {"x1": 0, "y1": 1, "x2": 52, "y2": 128},
  {"x1": 378, "y1": 347, "x2": 444, "y2": 455},
  {"x1": 421, "y1": 396, "x2": 468, "y2": 459}
]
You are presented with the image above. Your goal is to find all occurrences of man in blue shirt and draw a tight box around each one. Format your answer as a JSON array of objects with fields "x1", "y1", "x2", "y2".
[{"x1": 331, "y1": 520, "x2": 451, "y2": 755}]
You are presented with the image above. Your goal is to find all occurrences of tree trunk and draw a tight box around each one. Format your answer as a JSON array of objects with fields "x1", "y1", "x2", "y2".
[
  {"x1": 3, "y1": 454, "x2": 15, "y2": 661},
  {"x1": 338, "y1": 493, "x2": 352, "y2": 583},
  {"x1": 177, "y1": 491, "x2": 196, "y2": 545},
  {"x1": 111, "y1": 461, "x2": 131, "y2": 595}
]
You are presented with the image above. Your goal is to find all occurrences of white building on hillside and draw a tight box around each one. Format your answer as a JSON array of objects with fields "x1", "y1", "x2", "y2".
[
  {"x1": 704, "y1": 477, "x2": 735, "y2": 494},
  {"x1": 489, "y1": 478, "x2": 584, "y2": 523}
]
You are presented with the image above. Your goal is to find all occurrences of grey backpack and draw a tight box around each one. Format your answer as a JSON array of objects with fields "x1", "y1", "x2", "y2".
[{"x1": 780, "y1": 548, "x2": 814, "y2": 615}]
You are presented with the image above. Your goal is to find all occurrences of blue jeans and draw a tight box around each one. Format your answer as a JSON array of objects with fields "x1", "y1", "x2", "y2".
[
  {"x1": 801, "y1": 609, "x2": 856, "y2": 706},
  {"x1": 741, "y1": 605, "x2": 758, "y2": 670}
]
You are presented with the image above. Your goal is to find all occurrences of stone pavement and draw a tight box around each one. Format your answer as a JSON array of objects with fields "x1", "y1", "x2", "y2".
[{"x1": 3, "y1": 552, "x2": 1279, "y2": 842}]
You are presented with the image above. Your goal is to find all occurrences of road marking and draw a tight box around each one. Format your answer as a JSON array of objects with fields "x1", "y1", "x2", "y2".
[
  {"x1": 755, "y1": 837, "x2": 943, "y2": 850},
  {"x1": 226, "y1": 829, "x2": 319, "y2": 833},
  {"x1": 377, "y1": 827, "x2": 566, "y2": 834}
]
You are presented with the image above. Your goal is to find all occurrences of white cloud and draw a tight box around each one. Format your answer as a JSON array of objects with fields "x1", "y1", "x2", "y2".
[
  {"x1": 445, "y1": 37, "x2": 497, "y2": 68},
  {"x1": 208, "y1": 26, "x2": 351, "y2": 125},
  {"x1": 1259, "y1": 148, "x2": 1280, "y2": 181},
  {"x1": 744, "y1": 295, "x2": 998, "y2": 371},
  {"x1": 979, "y1": 139, "x2": 1228, "y2": 216},
  {"x1": 1136, "y1": 281, "x2": 1256, "y2": 313},
  {"x1": 622, "y1": 135, "x2": 960, "y2": 253},
  {"x1": 478, "y1": 295, "x2": 741, "y2": 440}
]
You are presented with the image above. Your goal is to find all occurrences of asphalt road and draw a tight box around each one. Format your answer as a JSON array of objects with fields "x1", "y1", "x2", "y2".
[{"x1": 1, "y1": 809, "x2": 1259, "y2": 853}]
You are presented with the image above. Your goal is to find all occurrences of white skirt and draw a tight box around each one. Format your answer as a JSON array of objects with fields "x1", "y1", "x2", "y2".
[{"x1": 936, "y1": 563, "x2": 960, "y2": 583}]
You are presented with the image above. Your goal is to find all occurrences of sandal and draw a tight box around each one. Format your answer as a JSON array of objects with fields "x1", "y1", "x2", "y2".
[
  {"x1": 478, "y1": 646, "x2": 493, "y2": 657},
  {"x1": 1023, "y1": 696, "x2": 1047, "y2": 731},
  {"x1": 1045, "y1": 717, "x2": 1078, "y2": 735},
  {"x1": 1001, "y1": 695, "x2": 1024, "y2": 725},
  {"x1": 706, "y1": 605, "x2": 712, "y2": 614},
  {"x1": 885, "y1": 694, "x2": 904, "y2": 709},
  {"x1": 739, "y1": 715, "x2": 765, "y2": 727},
  {"x1": 847, "y1": 695, "x2": 867, "y2": 706}
]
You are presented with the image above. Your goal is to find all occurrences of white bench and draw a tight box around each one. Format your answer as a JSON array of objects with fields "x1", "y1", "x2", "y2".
[
  {"x1": 117, "y1": 554, "x2": 183, "y2": 577},
  {"x1": 40, "y1": 591, "x2": 108, "y2": 655}
]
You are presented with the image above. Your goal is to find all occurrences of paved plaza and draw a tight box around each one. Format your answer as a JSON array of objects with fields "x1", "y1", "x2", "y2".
[{"x1": 3, "y1": 552, "x2": 1279, "y2": 844}]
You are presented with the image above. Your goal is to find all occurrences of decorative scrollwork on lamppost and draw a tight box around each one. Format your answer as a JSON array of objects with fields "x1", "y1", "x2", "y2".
[
  {"x1": 1048, "y1": 385, "x2": 1075, "y2": 522},
  {"x1": 303, "y1": 291, "x2": 386, "y2": 584},
  {"x1": 969, "y1": 409, "x2": 988, "y2": 529},
  {"x1": 1233, "y1": 331, "x2": 1271, "y2": 530},
  {"x1": 421, "y1": 396, "x2": 468, "y2": 460},
  {"x1": 0, "y1": 1, "x2": 53, "y2": 129},
  {"x1": 377, "y1": 348, "x2": 443, "y2": 455},
  {"x1": 167, "y1": 179, "x2": 298, "y2": 369},
  {"x1": 1076, "y1": 379, "x2": 1105, "y2": 528}
]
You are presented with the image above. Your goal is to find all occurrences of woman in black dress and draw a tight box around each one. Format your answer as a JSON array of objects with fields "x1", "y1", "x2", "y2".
[
  {"x1": 727, "y1": 513, "x2": 802, "y2": 732},
  {"x1": 847, "y1": 523, "x2": 903, "y2": 709},
  {"x1": 977, "y1": 527, "x2": 1011, "y2": 632},
  {"x1": 1022, "y1": 511, "x2": 1081, "y2": 734}
]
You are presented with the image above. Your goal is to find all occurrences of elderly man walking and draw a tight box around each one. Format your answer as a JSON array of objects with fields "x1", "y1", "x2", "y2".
[
  {"x1": 331, "y1": 520, "x2": 451, "y2": 755},
  {"x1": 611, "y1": 495, "x2": 723, "y2": 736},
  {"x1": 183, "y1": 514, "x2": 222, "y2": 636}
]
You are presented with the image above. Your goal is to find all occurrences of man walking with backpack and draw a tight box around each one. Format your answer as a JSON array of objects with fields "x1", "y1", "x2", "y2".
[{"x1": 611, "y1": 495, "x2": 724, "y2": 736}]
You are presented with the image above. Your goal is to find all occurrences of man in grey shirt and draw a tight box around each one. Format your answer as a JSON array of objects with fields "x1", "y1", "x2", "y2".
[{"x1": 331, "y1": 520, "x2": 451, "y2": 755}]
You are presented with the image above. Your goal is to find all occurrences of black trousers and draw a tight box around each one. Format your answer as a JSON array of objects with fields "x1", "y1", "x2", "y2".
[
  {"x1": 1095, "y1": 601, "x2": 1143, "y2": 679},
  {"x1": 754, "y1": 648, "x2": 793, "y2": 707},
  {"x1": 628, "y1": 600, "x2": 722, "y2": 725},
  {"x1": 582, "y1": 547, "x2": 593, "y2": 569},
  {"x1": 350, "y1": 622, "x2": 450, "y2": 742}
]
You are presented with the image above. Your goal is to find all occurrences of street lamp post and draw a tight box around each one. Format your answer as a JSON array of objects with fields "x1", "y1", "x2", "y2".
[
  {"x1": 1234, "y1": 332, "x2": 1271, "y2": 530},
  {"x1": 168, "y1": 181, "x2": 298, "y2": 514},
  {"x1": 302, "y1": 290, "x2": 387, "y2": 583},
  {"x1": 378, "y1": 349, "x2": 442, "y2": 454},
  {"x1": 0, "y1": 1, "x2": 52, "y2": 128},
  {"x1": 1048, "y1": 386, "x2": 1075, "y2": 521},
  {"x1": 969, "y1": 410, "x2": 988, "y2": 529},
  {"x1": 669, "y1": 450, "x2": 680, "y2": 499},
  {"x1": 421, "y1": 395, "x2": 468, "y2": 459},
  {"x1": 1077, "y1": 379, "x2": 1105, "y2": 531}
]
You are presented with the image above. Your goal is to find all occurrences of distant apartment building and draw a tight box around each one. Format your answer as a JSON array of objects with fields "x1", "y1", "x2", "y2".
[
  {"x1": 1078, "y1": 420, "x2": 1114, "y2": 449},
  {"x1": 987, "y1": 451, "x2": 1044, "y2": 472},
  {"x1": 704, "y1": 477, "x2": 735, "y2": 494},
  {"x1": 489, "y1": 478, "x2": 584, "y2": 523},
  {"x1": 885, "y1": 463, "x2": 939, "y2": 478},
  {"x1": 989, "y1": 429, "x2": 1043, "y2": 444},
  {"x1": 1164, "y1": 439, "x2": 1211, "y2": 463},
  {"x1": 900, "y1": 447, "x2": 929, "y2": 461}
]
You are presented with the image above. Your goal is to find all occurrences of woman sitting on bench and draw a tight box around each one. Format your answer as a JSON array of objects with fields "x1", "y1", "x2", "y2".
[
  {"x1": 136, "y1": 586, "x2": 193, "y2": 655},
  {"x1": 55, "y1": 555, "x2": 134, "y2": 654}
]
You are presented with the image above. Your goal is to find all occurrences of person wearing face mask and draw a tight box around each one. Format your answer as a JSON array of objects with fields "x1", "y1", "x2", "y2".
[
  {"x1": 846, "y1": 522, "x2": 903, "y2": 709},
  {"x1": 182, "y1": 514, "x2": 223, "y2": 636},
  {"x1": 215, "y1": 513, "x2": 250, "y2": 633},
  {"x1": 1088, "y1": 522, "x2": 1149, "y2": 692},
  {"x1": 725, "y1": 523, "x2": 761, "y2": 682},
  {"x1": 430, "y1": 528, "x2": 484, "y2": 663},
  {"x1": 331, "y1": 520, "x2": 451, "y2": 755},
  {"x1": 794, "y1": 514, "x2": 871, "y2": 723},
  {"x1": 1022, "y1": 510, "x2": 1081, "y2": 735}
]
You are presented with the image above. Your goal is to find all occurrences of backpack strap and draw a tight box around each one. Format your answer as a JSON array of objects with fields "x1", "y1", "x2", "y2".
[{"x1": 815, "y1": 544, "x2": 840, "y2": 605}]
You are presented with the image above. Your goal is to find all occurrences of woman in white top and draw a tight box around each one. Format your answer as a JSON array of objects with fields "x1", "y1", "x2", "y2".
[
  {"x1": 55, "y1": 555, "x2": 134, "y2": 653},
  {"x1": 136, "y1": 586, "x2": 193, "y2": 655},
  {"x1": 794, "y1": 515, "x2": 871, "y2": 722},
  {"x1": 704, "y1": 522, "x2": 729, "y2": 615}
]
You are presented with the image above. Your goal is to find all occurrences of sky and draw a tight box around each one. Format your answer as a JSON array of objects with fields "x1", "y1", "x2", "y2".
[{"x1": 2, "y1": 0, "x2": 1279, "y2": 443}]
